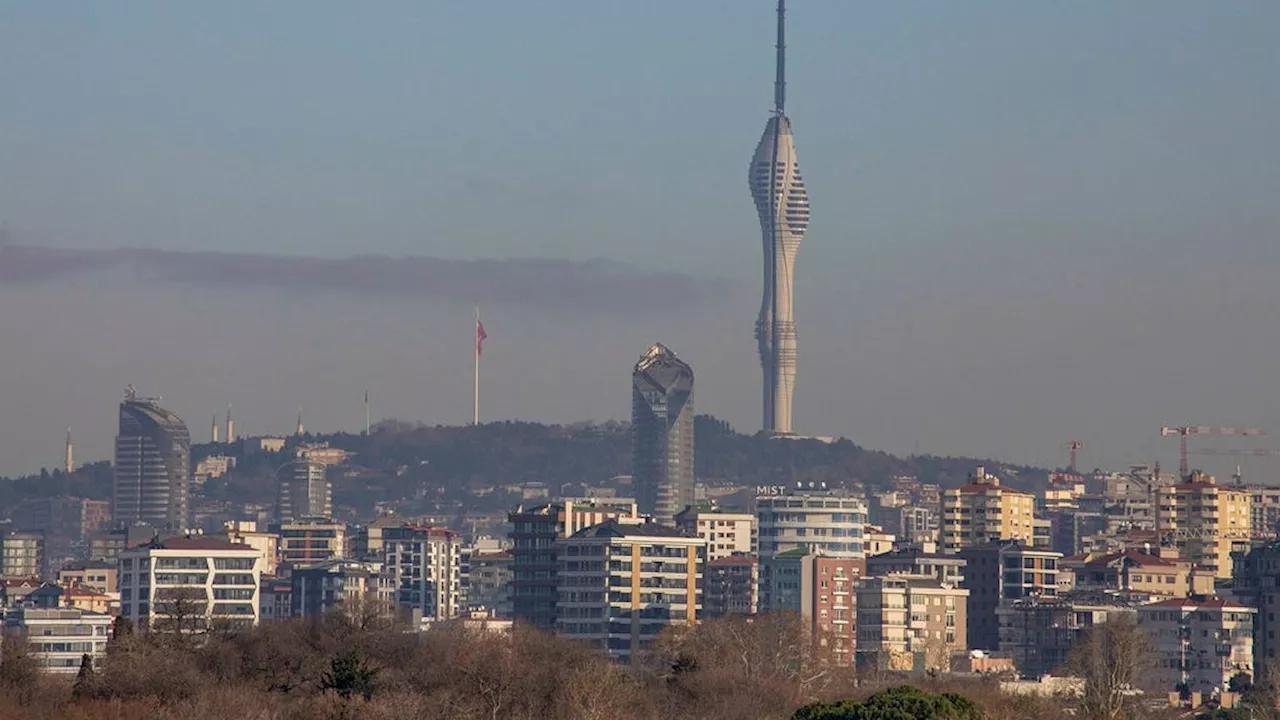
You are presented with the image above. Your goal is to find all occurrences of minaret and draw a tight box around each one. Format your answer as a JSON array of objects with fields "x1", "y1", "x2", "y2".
[
  {"x1": 364, "y1": 390, "x2": 370, "y2": 436},
  {"x1": 225, "y1": 403, "x2": 235, "y2": 443},
  {"x1": 64, "y1": 427, "x2": 73, "y2": 473},
  {"x1": 750, "y1": 0, "x2": 809, "y2": 435},
  {"x1": 211, "y1": 412, "x2": 220, "y2": 443},
  {"x1": 296, "y1": 408, "x2": 305, "y2": 436}
]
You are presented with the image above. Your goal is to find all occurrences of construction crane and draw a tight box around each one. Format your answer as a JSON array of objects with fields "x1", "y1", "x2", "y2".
[
  {"x1": 1161, "y1": 426, "x2": 1264, "y2": 480},
  {"x1": 1066, "y1": 440, "x2": 1084, "y2": 474}
]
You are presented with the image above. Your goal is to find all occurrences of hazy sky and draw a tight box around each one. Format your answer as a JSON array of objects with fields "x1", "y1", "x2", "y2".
[{"x1": 2, "y1": 2, "x2": 1279, "y2": 479}]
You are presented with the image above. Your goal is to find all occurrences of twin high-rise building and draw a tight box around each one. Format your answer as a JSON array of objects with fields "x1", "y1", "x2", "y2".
[
  {"x1": 751, "y1": 0, "x2": 810, "y2": 435},
  {"x1": 112, "y1": 391, "x2": 191, "y2": 531},
  {"x1": 631, "y1": 344, "x2": 695, "y2": 524}
]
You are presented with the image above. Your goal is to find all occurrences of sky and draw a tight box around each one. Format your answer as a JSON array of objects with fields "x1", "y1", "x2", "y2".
[{"x1": 1, "y1": 1, "x2": 1279, "y2": 479}]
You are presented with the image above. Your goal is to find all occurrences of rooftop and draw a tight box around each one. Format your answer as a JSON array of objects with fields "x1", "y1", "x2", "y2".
[
  {"x1": 134, "y1": 536, "x2": 256, "y2": 552},
  {"x1": 1143, "y1": 596, "x2": 1251, "y2": 611},
  {"x1": 569, "y1": 518, "x2": 695, "y2": 541}
]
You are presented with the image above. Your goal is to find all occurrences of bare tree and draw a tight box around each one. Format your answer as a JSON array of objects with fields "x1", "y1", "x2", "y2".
[
  {"x1": 151, "y1": 587, "x2": 209, "y2": 642},
  {"x1": 1066, "y1": 615, "x2": 1152, "y2": 720}
]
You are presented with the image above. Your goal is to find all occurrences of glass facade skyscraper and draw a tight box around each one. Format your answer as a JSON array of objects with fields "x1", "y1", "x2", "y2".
[
  {"x1": 631, "y1": 344, "x2": 695, "y2": 524},
  {"x1": 113, "y1": 394, "x2": 191, "y2": 530}
]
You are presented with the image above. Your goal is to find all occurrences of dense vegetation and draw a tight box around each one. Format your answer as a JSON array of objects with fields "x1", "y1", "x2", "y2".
[{"x1": 0, "y1": 613, "x2": 1092, "y2": 720}]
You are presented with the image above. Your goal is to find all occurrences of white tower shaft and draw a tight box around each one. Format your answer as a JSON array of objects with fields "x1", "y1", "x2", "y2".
[{"x1": 750, "y1": 0, "x2": 809, "y2": 435}]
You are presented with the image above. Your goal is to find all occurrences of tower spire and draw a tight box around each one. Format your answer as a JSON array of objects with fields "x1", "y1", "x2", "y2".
[{"x1": 774, "y1": 0, "x2": 786, "y2": 115}]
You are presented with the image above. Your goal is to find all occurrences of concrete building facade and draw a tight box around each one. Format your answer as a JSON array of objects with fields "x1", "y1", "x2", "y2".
[
  {"x1": 507, "y1": 499, "x2": 641, "y2": 630},
  {"x1": 674, "y1": 507, "x2": 756, "y2": 561},
  {"x1": 1139, "y1": 597, "x2": 1253, "y2": 697},
  {"x1": 941, "y1": 468, "x2": 1036, "y2": 553},
  {"x1": 118, "y1": 536, "x2": 265, "y2": 631},
  {"x1": 556, "y1": 520, "x2": 703, "y2": 664},
  {"x1": 382, "y1": 526, "x2": 461, "y2": 623},
  {"x1": 1157, "y1": 473, "x2": 1251, "y2": 579},
  {"x1": 855, "y1": 574, "x2": 968, "y2": 672},
  {"x1": 757, "y1": 489, "x2": 867, "y2": 559}
]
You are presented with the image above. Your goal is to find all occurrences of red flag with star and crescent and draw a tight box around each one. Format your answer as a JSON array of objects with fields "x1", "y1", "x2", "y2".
[{"x1": 476, "y1": 319, "x2": 488, "y2": 357}]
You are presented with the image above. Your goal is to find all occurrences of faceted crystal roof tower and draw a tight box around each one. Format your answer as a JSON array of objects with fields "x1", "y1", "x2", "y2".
[
  {"x1": 631, "y1": 343, "x2": 695, "y2": 525},
  {"x1": 750, "y1": 0, "x2": 809, "y2": 435}
]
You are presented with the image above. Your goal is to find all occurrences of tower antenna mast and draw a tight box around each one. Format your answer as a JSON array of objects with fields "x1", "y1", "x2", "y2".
[{"x1": 774, "y1": 0, "x2": 786, "y2": 115}]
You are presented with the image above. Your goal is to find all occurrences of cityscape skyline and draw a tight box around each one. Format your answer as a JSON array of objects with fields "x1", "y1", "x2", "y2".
[{"x1": 2, "y1": 2, "x2": 1279, "y2": 478}]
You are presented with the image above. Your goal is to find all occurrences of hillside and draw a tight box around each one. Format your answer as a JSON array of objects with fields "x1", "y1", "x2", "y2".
[{"x1": 1, "y1": 416, "x2": 1049, "y2": 522}]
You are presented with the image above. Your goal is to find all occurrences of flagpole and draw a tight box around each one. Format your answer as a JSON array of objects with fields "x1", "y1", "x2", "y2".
[{"x1": 473, "y1": 306, "x2": 480, "y2": 426}]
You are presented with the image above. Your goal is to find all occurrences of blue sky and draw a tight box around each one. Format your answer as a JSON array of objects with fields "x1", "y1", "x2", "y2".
[{"x1": 1, "y1": 2, "x2": 1279, "y2": 477}]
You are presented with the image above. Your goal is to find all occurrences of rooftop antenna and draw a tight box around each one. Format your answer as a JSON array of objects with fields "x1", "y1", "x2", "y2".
[{"x1": 774, "y1": 0, "x2": 786, "y2": 115}]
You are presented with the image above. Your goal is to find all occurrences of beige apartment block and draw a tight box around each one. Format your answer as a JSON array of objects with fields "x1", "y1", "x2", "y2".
[
  {"x1": 556, "y1": 520, "x2": 703, "y2": 664},
  {"x1": 941, "y1": 467, "x2": 1035, "y2": 553},
  {"x1": 855, "y1": 574, "x2": 968, "y2": 672},
  {"x1": 1157, "y1": 473, "x2": 1251, "y2": 578}
]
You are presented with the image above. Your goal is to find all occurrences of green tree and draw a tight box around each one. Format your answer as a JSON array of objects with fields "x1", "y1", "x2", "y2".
[
  {"x1": 792, "y1": 685, "x2": 984, "y2": 720},
  {"x1": 72, "y1": 653, "x2": 96, "y2": 698},
  {"x1": 321, "y1": 649, "x2": 378, "y2": 700}
]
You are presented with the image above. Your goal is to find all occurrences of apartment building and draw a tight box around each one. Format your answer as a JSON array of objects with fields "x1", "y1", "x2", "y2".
[
  {"x1": 855, "y1": 575, "x2": 968, "y2": 672},
  {"x1": 382, "y1": 526, "x2": 461, "y2": 623},
  {"x1": 464, "y1": 550, "x2": 512, "y2": 617},
  {"x1": 996, "y1": 595, "x2": 1135, "y2": 678},
  {"x1": 1139, "y1": 597, "x2": 1253, "y2": 696},
  {"x1": 674, "y1": 506, "x2": 756, "y2": 561},
  {"x1": 118, "y1": 536, "x2": 265, "y2": 631},
  {"x1": 865, "y1": 547, "x2": 966, "y2": 586},
  {"x1": 56, "y1": 560, "x2": 118, "y2": 594},
  {"x1": 277, "y1": 520, "x2": 346, "y2": 567},
  {"x1": 756, "y1": 488, "x2": 867, "y2": 559},
  {"x1": 508, "y1": 498, "x2": 641, "y2": 630},
  {"x1": 958, "y1": 542, "x2": 1060, "y2": 651},
  {"x1": 556, "y1": 520, "x2": 703, "y2": 664},
  {"x1": 1157, "y1": 473, "x2": 1251, "y2": 579},
  {"x1": 291, "y1": 559, "x2": 394, "y2": 619},
  {"x1": 219, "y1": 521, "x2": 281, "y2": 575},
  {"x1": 759, "y1": 550, "x2": 861, "y2": 666},
  {"x1": 2, "y1": 607, "x2": 112, "y2": 674},
  {"x1": 1062, "y1": 549, "x2": 1213, "y2": 601},
  {"x1": 1, "y1": 531, "x2": 45, "y2": 580},
  {"x1": 1230, "y1": 542, "x2": 1280, "y2": 670},
  {"x1": 703, "y1": 555, "x2": 758, "y2": 617},
  {"x1": 941, "y1": 467, "x2": 1036, "y2": 553}
]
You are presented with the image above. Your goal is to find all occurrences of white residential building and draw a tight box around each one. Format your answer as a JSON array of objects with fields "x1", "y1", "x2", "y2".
[
  {"x1": 557, "y1": 520, "x2": 704, "y2": 664},
  {"x1": 2, "y1": 607, "x2": 113, "y2": 674},
  {"x1": 117, "y1": 536, "x2": 265, "y2": 631},
  {"x1": 1138, "y1": 597, "x2": 1254, "y2": 696},
  {"x1": 382, "y1": 526, "x2": 461, "y2": 622},
  {"x1": 674, "y1": 507, "x2": 756, "y2": 561},
  {"x1": 757, "y1": 488, "x2": 867, "y2": 559}
]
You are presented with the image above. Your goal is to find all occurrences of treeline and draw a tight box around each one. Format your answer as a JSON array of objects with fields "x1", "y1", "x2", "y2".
[{"x1": 1, "y1": 613, "x2": 1101, "y2": 720}]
